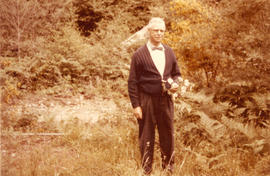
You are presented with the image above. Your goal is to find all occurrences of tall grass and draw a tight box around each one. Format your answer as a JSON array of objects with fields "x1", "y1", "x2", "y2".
[{"x1": 2, "y1": 88, "x2": 269, "y2": 175}]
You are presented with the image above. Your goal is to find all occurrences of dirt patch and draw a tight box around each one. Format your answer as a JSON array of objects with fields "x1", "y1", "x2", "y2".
[
  {"x1": 2, "y1": 93, "x2": 119, "y2": 124},
  {"x1": 1, "y1": 93, "x2": 122, "y2": 175}
]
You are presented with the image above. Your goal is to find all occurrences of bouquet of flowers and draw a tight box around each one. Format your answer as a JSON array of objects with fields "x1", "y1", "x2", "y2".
[{"x1": 162, "y1": 77, "x2": 192, "y2": 100}]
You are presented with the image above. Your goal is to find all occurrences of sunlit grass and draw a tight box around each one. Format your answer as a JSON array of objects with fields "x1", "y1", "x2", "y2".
[{"x1": 2, "y1": 92, "x2": 269, "y2": 176}]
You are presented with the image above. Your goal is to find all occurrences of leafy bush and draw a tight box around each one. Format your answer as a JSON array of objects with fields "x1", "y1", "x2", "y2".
[
  {"x1": 165, "y1": 0, "x2": 270, "y2": 87},
  {"x1": 73, "y1": 0, "x2": 169, "y2": 37},
  {"x1": 213, "y1": 84, "x2": 270, "y2": 128},
  {"x1": 1, "y1": 0, "x2": 170, "y2": 98},
  {"x1": 0, "y1": 0, "x2": 73, "y2": 58}
]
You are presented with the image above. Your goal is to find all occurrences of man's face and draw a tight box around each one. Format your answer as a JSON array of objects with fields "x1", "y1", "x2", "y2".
[{"x1": 149, "y1": 22, "x2": 166, "y2": 45}]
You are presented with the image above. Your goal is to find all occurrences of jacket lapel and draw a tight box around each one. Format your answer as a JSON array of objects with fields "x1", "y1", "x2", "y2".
[{"x1": 142, "y1": 44, "x2": 160, "y2": 75}]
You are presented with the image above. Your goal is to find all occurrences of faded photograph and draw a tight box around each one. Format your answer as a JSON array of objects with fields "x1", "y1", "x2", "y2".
[{"x1": 1, "y1": 0, "x2": 269, "y2": 176}]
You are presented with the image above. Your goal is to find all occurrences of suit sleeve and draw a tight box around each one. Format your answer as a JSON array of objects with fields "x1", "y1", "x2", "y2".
[{"x1": 128, "y1": 53, "x2": 140, "y2": 108}]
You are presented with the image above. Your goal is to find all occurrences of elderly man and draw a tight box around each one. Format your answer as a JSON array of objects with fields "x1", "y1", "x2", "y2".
[{"x1": 128, "y1": 17, "x2": 181, "y2": 175}]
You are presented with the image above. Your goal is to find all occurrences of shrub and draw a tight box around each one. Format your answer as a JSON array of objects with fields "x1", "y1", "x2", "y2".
[
  {"x1": 165, "y1": 0, "x2": 270, "y2": 87},
  {"x1": 0, "y1": 0, "x2": 73, "y2": 58}
]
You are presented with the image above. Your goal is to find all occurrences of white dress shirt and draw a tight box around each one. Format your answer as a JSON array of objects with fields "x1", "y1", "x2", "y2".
[{"x1": 146, "y1": 41, "x2": 166, "y2": 79}]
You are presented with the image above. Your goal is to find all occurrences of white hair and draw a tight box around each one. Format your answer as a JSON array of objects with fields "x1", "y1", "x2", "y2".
[
  {"x1": 143, "y1": 17, "x2": 166, "y2": 39},
  {"x1": 147, "y1": 17, "x2": 166, "y2": 30}
]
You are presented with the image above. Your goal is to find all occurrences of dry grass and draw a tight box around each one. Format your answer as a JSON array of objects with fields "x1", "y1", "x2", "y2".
[{"x1": 1, "y1": 89, "x2": 270, "y2": 176}]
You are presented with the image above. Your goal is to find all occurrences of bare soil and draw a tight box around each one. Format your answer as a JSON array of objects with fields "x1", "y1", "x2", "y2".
[{"x1": 2, "y1": 93, "x2": 118, "y2": 124}]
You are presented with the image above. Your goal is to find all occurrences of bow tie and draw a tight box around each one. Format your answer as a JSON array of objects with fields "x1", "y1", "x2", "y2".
[{"x1": 152, "y1": 46, "x2": 163, "y2": 51}]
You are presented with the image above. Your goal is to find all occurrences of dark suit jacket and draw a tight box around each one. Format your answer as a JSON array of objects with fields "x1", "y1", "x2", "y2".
[{"x1": 128, "y1": 44, "x2": 181, "y2": 108}]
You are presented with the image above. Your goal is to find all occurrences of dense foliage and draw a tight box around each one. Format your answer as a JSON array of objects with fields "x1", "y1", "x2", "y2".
[{"x1": 165, "y1": 0, "x2": 270, "y2": 87}]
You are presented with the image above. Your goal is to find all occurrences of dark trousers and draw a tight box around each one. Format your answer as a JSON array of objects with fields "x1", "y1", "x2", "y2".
[{"x1": 137, "y1": 91, "x2": 175, "y2": 174}]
